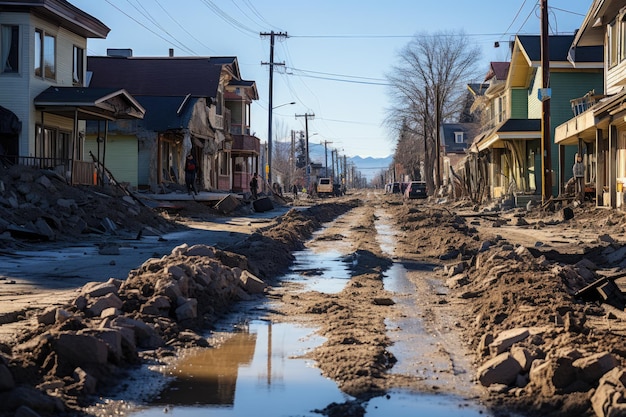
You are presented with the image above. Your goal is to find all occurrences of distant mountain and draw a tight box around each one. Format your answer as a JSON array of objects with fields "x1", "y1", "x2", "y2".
[
  {"x1": 302, "y1": 143, "x2": 391, "y2": 182},
  {"x1": 349, "y1": 155, "x2": 392, "y2": 181}
]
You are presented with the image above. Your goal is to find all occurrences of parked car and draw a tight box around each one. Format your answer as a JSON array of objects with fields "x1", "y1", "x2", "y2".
[
  {"x1": 385, "y1": 182, "x2": 401, "y2": 194},
  {"x1": 404, "y1": 181, "x2": 427, "y2": 199}
]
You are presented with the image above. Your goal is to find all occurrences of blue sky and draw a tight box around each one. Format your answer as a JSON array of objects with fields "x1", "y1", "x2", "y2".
[{"x1": 70, "y1": 0, "x2": 591, "y2": 159}]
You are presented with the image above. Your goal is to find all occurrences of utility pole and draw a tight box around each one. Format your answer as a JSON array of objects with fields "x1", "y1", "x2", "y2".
[
  {"x1": 295, "y1": 113, "x2": 314, "y2": 190},
  {"x1": 435, "y1": 84, "x2": 441, "y2": 190},
  {"x1": 261, "y1": 31, "x2": 288, "y2": 185},
  {"x1": 323, "y1": 140, "x2": 333, "y2": 178},
  {"x1": 540, "y1": 0, "x2": 552, "y2": 203}
]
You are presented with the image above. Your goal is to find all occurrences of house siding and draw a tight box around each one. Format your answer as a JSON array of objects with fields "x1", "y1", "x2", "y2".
[
  {"x1": 607, "y1": 60, "x2": 626, "y2": 94},
  {"x1": 528, "y1": 69, "x2": 542, "y2": 119},
  {"x1": 0, "y1": 13, "x2": 31, "y2": 155},
  {"x1": 510, "y1": 88, "x2": 528, "y2": 119},
  {"x1": 85, "y1": 135, "x2": 138, "y2": 186}
]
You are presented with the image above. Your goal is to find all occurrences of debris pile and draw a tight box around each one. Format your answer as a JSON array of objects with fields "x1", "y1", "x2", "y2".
[
  {"x1": 0, "y1": 242, "x2": 266, "y2": 415},
  {"x1": 446, "y1": 235, "x2": 626, "y2": 417},
  {"x1": 0, "y1": 165, "x2": 177, "y2": 249}
]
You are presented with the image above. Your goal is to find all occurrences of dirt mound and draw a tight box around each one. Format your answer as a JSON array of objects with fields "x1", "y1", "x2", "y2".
[{"x1": 0, "y1": 165, "x2": 177, "y2": 249}]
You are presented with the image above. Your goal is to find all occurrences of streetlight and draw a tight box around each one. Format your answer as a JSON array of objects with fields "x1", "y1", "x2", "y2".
[{"x1": 268, "y1": 101, "x2": 296, "y2": 184}]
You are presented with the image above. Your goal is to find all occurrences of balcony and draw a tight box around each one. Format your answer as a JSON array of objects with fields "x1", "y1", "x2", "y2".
[{"x1": 232, "y1": 135, "x2": 260, "y2": 154}]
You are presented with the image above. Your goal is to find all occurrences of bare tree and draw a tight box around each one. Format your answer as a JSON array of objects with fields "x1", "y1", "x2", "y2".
[{"x1": 386, "y1": 30, "x2": 482, "y2": 194}]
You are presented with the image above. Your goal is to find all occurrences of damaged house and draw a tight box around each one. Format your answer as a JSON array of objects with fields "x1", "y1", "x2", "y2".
[{"x1": 86, "y1": 52, "x2": 261, "y2": 193}]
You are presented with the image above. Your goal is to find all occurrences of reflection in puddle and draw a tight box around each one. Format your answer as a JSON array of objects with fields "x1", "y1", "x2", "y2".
[
  {"x1": 282, "y1": 249, "x2": 351, "y2": 294},
  {"x1": 130, "y1": 321, "x2": 347, "y2": 417},
  {"x1": 127, "y1": 211, "x2": 494, "y2": 417}
]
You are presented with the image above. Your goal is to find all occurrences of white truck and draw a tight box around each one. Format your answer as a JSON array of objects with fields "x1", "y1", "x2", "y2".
[{"x1": 316, "y1": 178, "x2": 333, "y2": 197}]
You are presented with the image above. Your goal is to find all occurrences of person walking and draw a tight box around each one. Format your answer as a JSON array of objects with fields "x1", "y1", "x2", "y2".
[
  {"x1": 185, "y1": 153, "x2": 198, "y2": 195},
  {"x1": 573, "y1": 153, "x2": 585, "y2": 203},
  {"x1": 249, "y1": 172, "x2": 259, "y2": 200}
]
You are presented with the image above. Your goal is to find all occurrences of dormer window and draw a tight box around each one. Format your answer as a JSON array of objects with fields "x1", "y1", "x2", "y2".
[{"x1": 454, "y1": 132, "x2": 464, "y2": 144}]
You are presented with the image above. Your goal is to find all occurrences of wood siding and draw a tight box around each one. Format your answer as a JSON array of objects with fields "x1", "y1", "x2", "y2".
[{"x1": 85, "y1": 135, "x2": 138, "y2": 186}]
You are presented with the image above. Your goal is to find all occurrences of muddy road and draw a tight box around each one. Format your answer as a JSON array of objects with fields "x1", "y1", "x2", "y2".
[{"x1": 3, "y1": 189, "x2": 626, "y2": 417}]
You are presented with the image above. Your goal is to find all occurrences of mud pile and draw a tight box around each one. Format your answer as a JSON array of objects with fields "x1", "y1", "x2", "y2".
[
  {"x1": 0, "y1": 165, "x2": 177, "y2": 249},
  {"x1": 391, "y1": 198, "x2": 626, "y2": 417},
  {"x1": 0, "y1": 196, "x2": 358, "y2": 417}
]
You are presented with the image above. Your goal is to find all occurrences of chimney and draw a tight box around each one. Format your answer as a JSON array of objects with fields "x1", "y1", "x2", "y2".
[{"x1": 169, "y1": 48, "x2": 174, "y2": 57}]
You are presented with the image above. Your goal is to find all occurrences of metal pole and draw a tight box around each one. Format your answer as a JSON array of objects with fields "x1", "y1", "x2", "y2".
[{"x1": 541, "y1": 0, "x2": 553, "y2": 202}]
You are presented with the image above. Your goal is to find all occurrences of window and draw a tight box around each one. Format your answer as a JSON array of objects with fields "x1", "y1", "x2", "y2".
[
  {"x1": 72, "y1": 45, "x2": 84, "y2": 85},
  {"x1": 608, "y1": 19, "x2": 618, "y2": 68},
  {"x1": 454, "y1": 132, "x2": 464, "y2": 144},
  {"x1": 34, "y1": 29, "x2": 56, "y2": 80},
  {"x1": 35, "y1": 124, "x2": 72, "y2": 162},
  {"x1": 1, "y1": 25, "x2": 19, "y2": 73}
]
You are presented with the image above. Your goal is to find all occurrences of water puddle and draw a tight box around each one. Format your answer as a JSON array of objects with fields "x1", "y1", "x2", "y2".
[
  {"x1": 122, "y1": 211, "x2": 495, "y2": 417},
  {"x1": 129, "y1": 320, "x2": 347, "y2": 417}
]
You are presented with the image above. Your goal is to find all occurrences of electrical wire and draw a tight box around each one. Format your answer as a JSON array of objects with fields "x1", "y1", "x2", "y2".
[
  {"x1": 155, "y1": 0, "x2": 217, "y2": 53},
  {"x1": 103, "y1": 0, "x2": 196, "y2": 55}
]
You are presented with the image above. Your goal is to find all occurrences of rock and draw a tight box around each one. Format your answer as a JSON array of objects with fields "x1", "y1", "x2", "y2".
[
  {"x1": 52, "y1": 332, "x2": 109, "y2": 377},
  {"x1": 529, "y1": 356, "x2": 579, "y2": 396},
  {"x1": 592, "y1": 367, "x2": 626, "y2": 417},
  {"x1": 239, "y1": 270, "x2": 266, "y2": 294},
  {"x1": 573, "y1": 352, "x2": 618, "y2": 384},
  {"x1": 599, "y1": 234, "x2": 616, "y2": 244},
  {"x1": 140, "y1": 295, "x2": 171, "y2": 316},
  {"x1": 175, "y1": 298, "x2": 198, "y2": 321},
  {"x1": 106, "y1": 316, "x2": 163, "y2": 349},
  {"x1": 71, "y1": 367, "x2": 97, "y2": 395},
  {"x1": 87, "y1": 293, "x2": 123, "y2": 316},
  {"x1": 489, "y1": 328, "x2": 530, "y2": 356},
  {"x1": 81, "y1": 282, "x2": 118, "y2": 298},
  {"x1": 186, "y1": 244, "x2": 216, "y2": 258},
  {"x1": 477, "y1": 352, "x2": 522, "y2": 386}
]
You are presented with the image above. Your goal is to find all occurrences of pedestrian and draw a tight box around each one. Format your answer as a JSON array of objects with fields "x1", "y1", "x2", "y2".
[
  {"x1": 250, "y1": 172, "x2": 259, "y2": 200},
  {"x1": 292, "y1": 183, "x2": 298, "y2": 199},
  {"x1": 573, "y1": 153, "x2": 585, "y2": 202},
  {"x1": 184, "y1": 153, "x2": 198, "y2": 195}
]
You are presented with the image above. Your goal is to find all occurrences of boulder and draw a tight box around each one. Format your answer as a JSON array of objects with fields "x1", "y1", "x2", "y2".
[
  {"x1": 52, "y1": 332, "x2": 109, "y2": 377},
  {"x1": 573, "y1": 352, "x2": 618, "y2": 384},
  {"x1": 87, "y1": 293, "x2": 123, "y2": 316},
  {"x1": 239, "y1": 270, "x2": 267, "y2": 294},
  {"x1": 489, "y1": 328, "x2": 529, "y2": 356},
  {"x1": 477, "y1": 352, "x2": 522, "y2": 386},
  {"x1": 175, "y1": 298, "x2": 198, "y2": 321}
]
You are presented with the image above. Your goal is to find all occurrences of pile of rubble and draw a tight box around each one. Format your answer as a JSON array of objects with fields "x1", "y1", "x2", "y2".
[
  {"x1": 0, "y1": 242, "x2": 266, "y2": 416},
  {"x1": 0, "y1": 189, "x2": 358, "y2": 416},
  {"x1": 444, "y1": 227, "x2": 626, "y2": 417},
  {"x1": 0, "y1": 165, "x2": 177, "y2": 249}
]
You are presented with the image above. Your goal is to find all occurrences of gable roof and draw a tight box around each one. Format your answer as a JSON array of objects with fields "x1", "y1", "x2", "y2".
[
  {"x1": 574, "y1": 0, "x2": 624, "y2": 48},
  {"x1": 516, "y1": 35, "x2": 603, "y2": 64},
  {"x1": 485, "y1": 62, "x2": 510, "y2": 82},
  {"x1": 87, "y1": 56, "x2": 231, "y2": 98},
  {"x1": 34, "y1": 86, "x2": 145, "y2": 120}
]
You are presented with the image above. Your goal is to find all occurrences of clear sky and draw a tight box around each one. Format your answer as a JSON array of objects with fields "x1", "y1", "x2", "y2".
[{"x1": 70, "y1": 0, "x2": 591, "y2": 159}]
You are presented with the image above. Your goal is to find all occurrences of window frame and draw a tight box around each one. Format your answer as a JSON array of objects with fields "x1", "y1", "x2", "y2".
[
  {"x1": 72, "y1": 45, "x2": 84, "y2": 86},
  {"x1": 34, "y1": 28, "x2": 56, "y2": 81},
  {"x1": 1, "y1": 24, "x2": 19, "y2": 74},
  {"x1": 454, "y1": 132, "x2": 464, "y2": 144}
]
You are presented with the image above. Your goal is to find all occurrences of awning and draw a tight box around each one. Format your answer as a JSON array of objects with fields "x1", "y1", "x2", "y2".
[
  {"x1": 34, "y1": 87, "x2": 145, "y2": 121},
  {"x1": 475, "y1": 119, "x2": 541, "y2": 151}
]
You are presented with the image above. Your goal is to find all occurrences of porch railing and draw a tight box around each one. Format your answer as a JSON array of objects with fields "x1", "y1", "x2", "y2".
[{"x1": 0, "y1": 155, "x2": 95, "y2": 185}]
